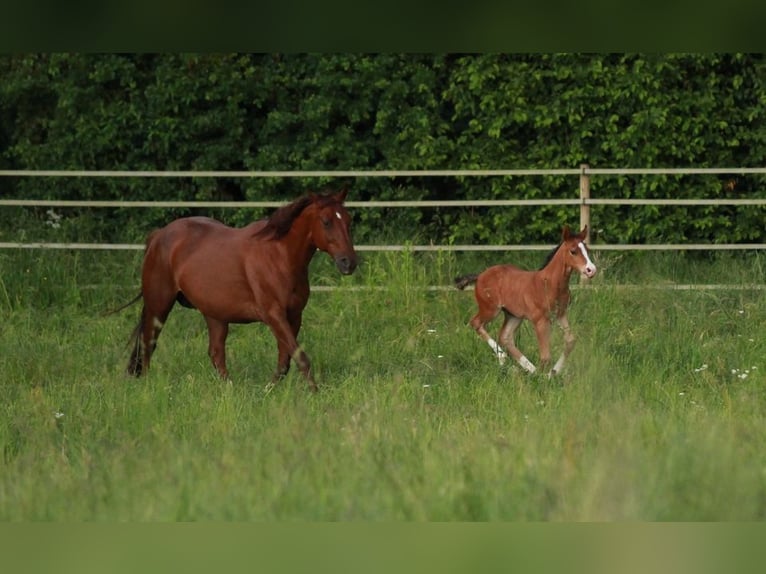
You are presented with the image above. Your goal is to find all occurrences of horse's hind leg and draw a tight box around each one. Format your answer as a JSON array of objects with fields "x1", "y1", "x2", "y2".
[
  {"x1": 468, "y1": 306, "x2": 507, "y2": 365},
  {"x1": 127, "y1": 305, "x2": 163, "y2": 376},
  {"x1": 127, "y1": 297, "x2": 175, "y2": 376},
  {"x1": 498, "y1": 313, "x2": 537, "y2": 374}
]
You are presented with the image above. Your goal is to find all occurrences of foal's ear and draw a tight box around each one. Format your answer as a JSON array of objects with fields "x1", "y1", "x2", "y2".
[
  {"x1": 561, "y1": 225, "x2": 572, "y2": 241},
  {"x1": 334, "y1": 188, "x2": 349, "y2": 203},
  {"x1": 578, "y1": 225, "x2": 589, "y2": 240}
]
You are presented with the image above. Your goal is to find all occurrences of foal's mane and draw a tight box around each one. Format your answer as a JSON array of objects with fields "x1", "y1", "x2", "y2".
[
  {"x1": 539, "y1": 242, "x2": 563, "y2": 270},
  {"x1": 253, "y1": 192, "x2": 340, "y2": 240}
]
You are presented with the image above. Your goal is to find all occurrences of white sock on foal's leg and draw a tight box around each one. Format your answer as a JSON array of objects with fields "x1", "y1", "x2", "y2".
[
  {"x1": 551, "y1": 354, "x2": 566, "y2": 375},
  {"x1": 518, "y1": 355, "x2": 537, "y2": 374},
  {"x1": 486, "y1": 337, "x2": 507, "y2": 365}
]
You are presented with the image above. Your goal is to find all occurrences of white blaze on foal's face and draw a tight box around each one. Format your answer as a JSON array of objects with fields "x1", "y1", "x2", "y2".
[{"x1": 577, "y1": 242, "x2": 597, "y2": 278}]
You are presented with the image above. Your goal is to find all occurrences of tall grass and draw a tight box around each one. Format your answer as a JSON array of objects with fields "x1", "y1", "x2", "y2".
[{"x1": 0, "y1": 248, "x2": 765, "y2": 520}]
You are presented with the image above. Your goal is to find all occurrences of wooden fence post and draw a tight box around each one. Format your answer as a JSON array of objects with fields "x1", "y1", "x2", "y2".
[
  {"x1": 579, "y1": 164, "x2": 592, "y2": 284},
  {"x1": 579, "y1": 163, "x2": 591, "y2": 241}
]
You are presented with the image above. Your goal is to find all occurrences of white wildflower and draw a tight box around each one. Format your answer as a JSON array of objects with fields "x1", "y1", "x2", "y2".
[{"x1": 45, "y1": 209, "x2": 62, "y2": 229}]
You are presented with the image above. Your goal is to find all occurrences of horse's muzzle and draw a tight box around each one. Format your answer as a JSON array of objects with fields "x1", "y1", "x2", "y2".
[{"x1": 335, "y1": 255, "x2": 357, "y2": 275}]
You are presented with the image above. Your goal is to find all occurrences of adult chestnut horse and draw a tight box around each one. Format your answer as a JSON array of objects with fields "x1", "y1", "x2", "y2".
[
  {"x1": 122, "y1": 190, "x2": 357, "y2": 391},
  {"x1": 455, "y1": 226, "x2": 596, "y2": 377}
]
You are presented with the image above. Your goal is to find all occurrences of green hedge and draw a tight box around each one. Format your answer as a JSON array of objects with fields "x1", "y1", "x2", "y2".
[{"x1": 1, "y1": 53, "x2": 765, "y2": 245}]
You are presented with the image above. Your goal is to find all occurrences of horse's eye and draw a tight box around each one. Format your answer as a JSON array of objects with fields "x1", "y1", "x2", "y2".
[
  {"x1": 321, "y1": 217, "x2": 332, "y2": 228},
  {"x1": 569, "y1": 248, "x2": 577, "y2": 255}
]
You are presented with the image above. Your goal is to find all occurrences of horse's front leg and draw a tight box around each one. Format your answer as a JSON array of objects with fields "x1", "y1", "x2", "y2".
[
  {"x1": 204, "y1": 316, "x2": 230, "y2": 379},
  {"x1": 498, "y1": 313, "x2": 536, "y2": 373},
  {"x1": 266, "y1": 310, "x2": 316, "y2": 392},
  {"x1": 550, "y1": 314, "x2": 575, "y2": 377}
]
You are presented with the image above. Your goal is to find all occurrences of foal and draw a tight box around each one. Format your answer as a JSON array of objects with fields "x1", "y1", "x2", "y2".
[{"x1": 455, "y1": 226, "x2": 596, "y2": 376}]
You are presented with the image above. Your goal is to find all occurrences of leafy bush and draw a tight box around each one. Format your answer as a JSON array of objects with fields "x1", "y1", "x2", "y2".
[{"x1": 1, "y1": 53, "x2": 765, "y2": 245}]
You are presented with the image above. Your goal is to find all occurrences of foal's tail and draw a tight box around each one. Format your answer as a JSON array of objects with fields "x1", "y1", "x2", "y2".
[{"x1": 454, "y1": 274, "x2": 479, "y2": 290}]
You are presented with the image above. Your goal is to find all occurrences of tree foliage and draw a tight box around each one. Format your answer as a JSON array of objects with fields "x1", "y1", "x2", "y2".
[{"x1": 1, "y1": 53, "x2": 765, "y2": 245}]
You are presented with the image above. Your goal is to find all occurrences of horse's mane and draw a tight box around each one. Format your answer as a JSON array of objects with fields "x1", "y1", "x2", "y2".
[
  {"x1": 539, "y1": 242, "x2": 562, "y2": 270},
  {"x1": 253, "y1": 192, "x2": 340, "y2": 240}
]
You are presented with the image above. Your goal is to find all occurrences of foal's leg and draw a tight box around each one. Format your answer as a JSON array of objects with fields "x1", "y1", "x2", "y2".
[
  {"x1": 204, "y1": 316, "x2": 230, "y2": 379},
  {"x1": 498, "y1": 313, "x2": 537, "y2": 374},
  {"x1": 532, "y1": 317, "x2": 553, "y2": 374},
  {"x1": 468, "y1": 307, "x2": 507, "y2": 364},
  {"x1": 550, "y1": 314, "x2": 575, "y2": 376}
]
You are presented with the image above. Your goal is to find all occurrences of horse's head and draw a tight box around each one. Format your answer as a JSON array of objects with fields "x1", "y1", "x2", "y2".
[
  {"x1": 561, "y1": 225, "x2": 597, "y2": 278},
  {"x1": 310, "y1": 189, "x2": 358, "y2": 275}
]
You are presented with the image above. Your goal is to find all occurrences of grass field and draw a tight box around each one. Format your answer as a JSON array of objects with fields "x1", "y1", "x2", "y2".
[{"x1": 1, "y1": 248, "x2": 765, "y2": 520}]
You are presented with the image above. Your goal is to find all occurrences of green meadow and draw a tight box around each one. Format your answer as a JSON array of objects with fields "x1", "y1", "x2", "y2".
[{"x1": 1, "y1": 248, "x2": 765, "y2": 520}]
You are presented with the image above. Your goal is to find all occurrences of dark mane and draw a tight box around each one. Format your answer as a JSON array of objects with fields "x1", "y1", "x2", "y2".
[
  {"x1": 539, "y1": 242, "x2": 562, "y2": 270},
  {"x1": 253, "y1": 192, "x2": 346, "y2": 241},
  {"x1": 252, "y1": 194, "x2": 317, "y2": 240}
]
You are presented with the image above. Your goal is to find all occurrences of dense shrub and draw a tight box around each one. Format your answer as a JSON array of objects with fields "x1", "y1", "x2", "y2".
[{"x1": 1, "y1": 53, "x2": 765, "y2": 245}]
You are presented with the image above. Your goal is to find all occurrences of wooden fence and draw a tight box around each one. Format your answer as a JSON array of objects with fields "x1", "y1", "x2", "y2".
[{"x1": 2, "y1": 165, "x2": 766, "y2": 252}]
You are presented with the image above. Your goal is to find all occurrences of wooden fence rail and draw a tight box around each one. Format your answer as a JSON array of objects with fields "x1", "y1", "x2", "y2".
[{"x1": 2, "y1": 165, "x2": 766, "y2": 252}]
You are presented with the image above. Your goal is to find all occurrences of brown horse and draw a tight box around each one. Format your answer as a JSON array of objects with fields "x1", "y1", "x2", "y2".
[
  {"x1": 455, "y1": 226, "x2": 596, "y2": 377},
  {"x1": 120, "y1": 190, "x2": 357, "y2": 391}
]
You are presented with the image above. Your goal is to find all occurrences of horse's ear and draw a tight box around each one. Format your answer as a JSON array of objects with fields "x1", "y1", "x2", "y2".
[
  {"x1": 334, "y1": 188, "x2": 348, "y2": 203},
  {"x1": 561, "y1": 225, "x2": 572, "y2": 240},
  {"x1": 579, "y1": 225, "x2": 589, "y2": 240}
]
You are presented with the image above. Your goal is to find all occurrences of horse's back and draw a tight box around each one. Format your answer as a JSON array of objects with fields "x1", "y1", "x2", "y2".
[
  {"x1": 142, "y1": 217, "x2": 232, "y2": 283},
  {"x1": 151, "y1": 216, "x2": 234, "y2": 244},
  {"x1": 146, "y1": 217, "x2": 266, "y2": 259},
  {"x1": 475, "y1": 264, "x2": 539, "y2": 314},
  {"x1": 477, "y1": 263, "x2": 526, "y2": 284},
  {"x1": 141, "y1": 216, "x2": 275, "y2": 322}
]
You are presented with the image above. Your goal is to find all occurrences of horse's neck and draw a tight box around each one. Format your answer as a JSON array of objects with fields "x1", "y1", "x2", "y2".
[
  {"x1": 538, "y1": 247, "x2": 573, "y2": 294},
  {"x1": 280, "y1": 213, "x2": 318, "y2": 269}
]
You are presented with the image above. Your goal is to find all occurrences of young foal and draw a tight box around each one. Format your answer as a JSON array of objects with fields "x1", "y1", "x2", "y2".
[
  {"x1": 122, "y1": 190, "x2": 357, "y2": 391},
  {"x1": 455, "y1": 226, "x2": 596, "y2": 376}
]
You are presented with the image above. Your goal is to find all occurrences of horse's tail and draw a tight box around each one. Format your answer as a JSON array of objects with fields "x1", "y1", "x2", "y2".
[
  {"x1": 102, "y1": 291, "x2": 143, "y2": 317},
  {"x1": 454, "y1": 274, "x2": 479, "y2": 290},
  {"x1": 100, "y1": 291, "x2": 144, "y2": 376},
  {"x1": 126, "y1": 317, "x2": 144, "y2": 376}
]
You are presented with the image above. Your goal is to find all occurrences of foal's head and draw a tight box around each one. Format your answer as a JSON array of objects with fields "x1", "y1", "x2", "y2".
[
  {"x1": 308, "y1": 189, "x2": 358, "y2": 275},
  {"x1": 560, "y1": 225, "x2": 597, "y2": 278}
]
